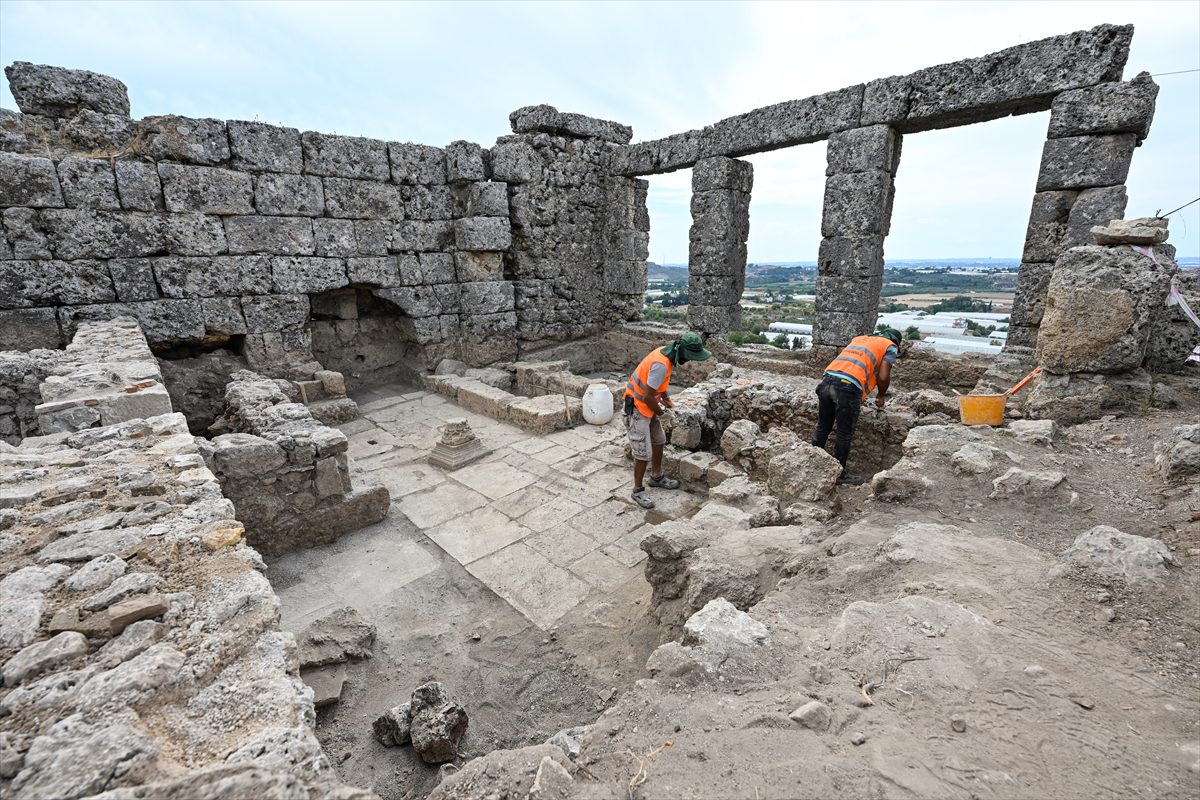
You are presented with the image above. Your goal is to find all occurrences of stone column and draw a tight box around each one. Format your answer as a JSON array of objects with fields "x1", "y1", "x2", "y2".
[
  {"x1": 813, "y1": 125, "x2": 901, "y2": 346},
  {"x1": 687, "y1": 156, "x2": 753, "y2": 334},
  {"x1": 1009, "y1": 72, "x2": 1158, "y2": 349}
]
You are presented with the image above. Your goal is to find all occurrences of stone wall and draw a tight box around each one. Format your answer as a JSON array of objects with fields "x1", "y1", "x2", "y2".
[
  {"x1": 0, "y1": 411, "x2": 370, "y2": 799},
  {"x1": 204, "y1": 371, "x2": 389, "y2": 556},
  {"x1": 608, "y1": 24, "x2": 1153, "y2": 349},
  {"x1": 0, "y1": 350, "x2": 57, "y2": 445},
  {"x1": 0, "y1": 65, "x2": 645, "y2": 379}
]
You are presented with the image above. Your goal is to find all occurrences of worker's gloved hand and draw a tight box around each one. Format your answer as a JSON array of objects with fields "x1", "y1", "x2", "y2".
[
  {"x1": 659, "y1": 408, "x2": 676, "y2": 424},
  {"x1": 875, "y1": 396, "x2": 886, "y2": 410}
]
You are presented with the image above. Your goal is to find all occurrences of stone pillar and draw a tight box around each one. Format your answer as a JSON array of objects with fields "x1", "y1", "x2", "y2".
[
  {"x1": 813, "y1": 125, "x2": 901, "y2": 346},
  {"x1": 687, "y1": 156, "x2": 753, "y2": 334},
  {"x1": 1009, "y1": 72, "x2": 1158, "y2": 349}
]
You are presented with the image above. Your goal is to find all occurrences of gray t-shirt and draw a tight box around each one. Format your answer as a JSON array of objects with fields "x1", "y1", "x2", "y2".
[{"x1": 646, "y1": 361, "x2": 669, "y2": 391}]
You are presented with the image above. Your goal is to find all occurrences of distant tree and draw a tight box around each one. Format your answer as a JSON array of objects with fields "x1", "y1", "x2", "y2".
[
  {"x1": 929, "y1": 295, "x2": 988, "y2": 314},
  {"x1": 791, "y1": 336, "x2": 803, "y2": 350},
  {"x1": 772, "y1": 333, "x2": 790, "y2": 349},
  {"x1": 728, "y1": 332, "x2": 745, "y2": 345},
  {"x1": 903, "y1": 325, "x2": 923, "y2": 340}
]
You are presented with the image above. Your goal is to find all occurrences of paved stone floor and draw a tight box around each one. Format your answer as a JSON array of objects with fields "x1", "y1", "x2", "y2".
[{"x1": 275, "y1": 383, "x2": 703, "y2": 631}]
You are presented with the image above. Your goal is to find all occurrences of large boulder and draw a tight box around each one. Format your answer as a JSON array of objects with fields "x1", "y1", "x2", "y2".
[
  {"x1": 1036, "y1": 243, "x2": 1175, "y2": 374},
  {"x1": 766, "y1": 443, "x2": 841, "y2": 504}
]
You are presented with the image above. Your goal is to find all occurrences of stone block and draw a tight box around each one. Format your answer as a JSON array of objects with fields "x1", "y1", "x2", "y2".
[
  {"x1": 392, "y1": 220, "x2": 453, "y2": 252},
  {"x1": 155, "y1": 255, "x2": 273, "y2": 297},
  {"x1": 604, "y1": 259, "x2": 647, "y2": 296},
  {"x1": 459, "y1": 281, "x2": 515, "y2": 315},
  {"x1": 455, "y1": 380, "x2": 517, "y2": 417},
  {"x1": 1009, "y1": 261, "x2": 1054, "y2": 328},
  {"x1": 254, "y1": 173, "x2": 325, "y2": 217},
  {"x1": 418, "y1": 252, "x2": 456, "y2": 284},
  {"x1": 825, "y1": 125, "x2": 901, "y2": 175},
  {"x1": 612, "y1": 129, "x2": 704, "y2": 176},
  {"x1": 224, "y1": 215, "x2": 315, "y2": 255},
  {"x1": 1062, "y1": 185, "x2": 1127, "y2": 250},
  {"x1": 506, "y1": 394, "x2": 579, "y2": 433},
  {"x1": 163, "y1": 213, "x2": 227, "y2": 255},
  {"x1": 57, "y1": 157, "x2": 120, "y2": 209},
  {"x1": 815, "y1": 274, "x2": 882, "y2": 313},
  {"x1": 689, "y1": 275, "x2": 743, "y2": 307},
  {"x1": 114, "y1": 161, "x2": 164, "y2": 211},
  {"x1": 489, "y1": 141, "x2": 541, "y2": 183},
  {"x1": 1048, "y1": 73, "x2": 1158, "y2": 142},
  {"x1": 698, "y1": 86, "x2": 864, "y2": 158},
  {"x1": 454, "y1": 217, "x2": 511, "y2": 251},
  {"x1": 445, "y1": 140, "x2": 486, "y2": 183},
  {"x1": 59, "y1": 299, "x2": 205, "y2": 343},
  {"x1": 346, "y1": 255, "x2": 400, "y2": 286},
  {"x1": 815, "y1": 236, "x2": 882, "y2": 282},
  {"x1": 323, "y1": 177, "x2": 403, "y2": 219},
  {"x1": 313, "y1": 218, "x2": 356, "y2": 257},
  {"x1": 201, "y1": 296, "x2": 246, "y2": 335},
  {"x1": 509, "y1": 104, "x2": 633, "y2": 144},
  {"x1": 0, "y1": 307, "x2": 62, "y2": 349},
  {"x1": 2, "y1": 207, "x2": 50, "y2": 258},
  {"x1": 861, "y1": 24, "x2": 1133, "y2": 130},
  {"x1": 5, "y1": 62, "x2": 130, "y2": 118},
  {"x1": 241, "y1": 294, "x2": 309, "y2": 332},
  {"x1": 455, "y1": 251, "x2": 504, "y2": 282},
  {"x1": 401, "y1": 184, "x2": 455, "y2": 221},
  {"x1": 0, "y1": 153, "x2": 64, "y2": 207},
  {"x1": 1036, "y1": 244, "x2": 1172, "y2": 373},
  {"x1": 1021, "y1": 190, "x2": 1077, "y2": 263},
  {"x1": 692, "y1": 157, "x2": 754, "y2": 193},
  {"x1": 302, "y1": 132, "x2": 390, "y2": 180},
  {"x1": 55, "y1": 109, "x2": 132, "y2": 155},
  {"x1": 0, "y1": 259, "x2": 114, "y2": 307},
  {"x1": 1035, "y1": 134, "x2": 1137, "y2": 191},
  {"x1": 106, "y1": 594, "x2": 168, "y2": 635},
  {"x1": 271, "y1": 256, "x2": 346, "y2": 293},
  {"x1": 159, "y1": 163, "x2": 254, "y2": 214},
  {"x1": 813, "y1": 309, "x2": 877, "y2": 346},
  {"x1": 109, "y1": 259, "x2": 160, "y2": 301},
  {"x1": 131, "y1": 115, "x2": 230, "y2": 165},
  {"x1": 353, "y1": 219, "x2": 392, "y2": 255},
  {"x1": 377, "y1": 284, "x2": 459, "y2": 318},
  {"x1": 388, "y1": 142, "x2": 446, "y2": 185},
  {"x1": 227, "y1": 120, "x2": 303, "y2": 172},
  {"x1": 688, "y1": 304, "x2": 741, "y2": 334},
  {"x1": 466, "y1": 182, "x2": 509, "y2": 217},
  {"x1": 821, "y1": 170, "x2": 893, "y2": 237}
]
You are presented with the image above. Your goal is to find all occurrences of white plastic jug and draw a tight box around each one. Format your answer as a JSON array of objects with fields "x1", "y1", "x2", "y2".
[{"x1": 582, "y1": 383, "x2": 615, "y2": 425}]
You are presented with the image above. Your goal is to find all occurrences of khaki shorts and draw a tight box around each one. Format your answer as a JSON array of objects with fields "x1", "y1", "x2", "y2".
[{"x1": 624, "y1": 412, "x2": 665, "y2": 462}]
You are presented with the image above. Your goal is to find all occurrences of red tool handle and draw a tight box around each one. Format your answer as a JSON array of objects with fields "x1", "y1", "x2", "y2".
[{"x1": 1006, "y1": 367, "x2": 1043, "y2": 396}]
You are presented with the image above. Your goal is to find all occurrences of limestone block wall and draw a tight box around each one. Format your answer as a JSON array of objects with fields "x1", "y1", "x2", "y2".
[
  {"x1": 0, "y1": 65, "x2": 646, "y2": 375},
  {"x1": 0, "y1": 350, "x2": 58, "y2": 444},
  {"x1": 0, "y1": 411, "x2": 370, "y2": 799},
  {"x1": 204, "y1": 371, "x2": 389, "y2": 556}
]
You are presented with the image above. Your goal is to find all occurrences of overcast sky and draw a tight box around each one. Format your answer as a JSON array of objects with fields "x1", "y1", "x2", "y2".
[{"x1": 2, "y1": 0, "x2": 1197, "y2": 261}]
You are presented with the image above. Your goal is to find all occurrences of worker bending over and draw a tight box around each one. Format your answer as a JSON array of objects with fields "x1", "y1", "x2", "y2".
[
  {"x1": 811, "y1": 328, "x2": 903, "y2": 485},
  {"x1": 625, "y1": 332, "x2": 712, "y2": 509}
]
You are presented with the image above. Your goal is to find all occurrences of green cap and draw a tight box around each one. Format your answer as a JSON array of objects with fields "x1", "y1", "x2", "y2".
[{"x1": 678, "y1": 331, "x2": 712, "y2": 361}]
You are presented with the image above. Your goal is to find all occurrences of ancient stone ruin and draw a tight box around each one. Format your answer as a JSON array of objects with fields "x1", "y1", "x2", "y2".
[{"x1": 1, "y1": 23, "x2": 1198, "y2": 800}]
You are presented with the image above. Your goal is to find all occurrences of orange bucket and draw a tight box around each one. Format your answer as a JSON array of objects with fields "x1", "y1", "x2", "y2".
[{"x1": 957, "y1": 394, "x2": 1006, "y2": 426}]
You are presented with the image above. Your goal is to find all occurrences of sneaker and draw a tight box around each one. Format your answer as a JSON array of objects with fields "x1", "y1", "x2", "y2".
[
  {"x1": 645, "y1": 473, "x2": 680, "y2": 490},
  {"x1": 632, "y1": 488, "x2": 655, "y2": 509},
  {"x1": 836, "y1": 473, "x2": 865, "y2": 486}
]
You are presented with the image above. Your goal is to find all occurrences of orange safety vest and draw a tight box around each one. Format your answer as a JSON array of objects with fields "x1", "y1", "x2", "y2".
[
  {"x1": 825, "y1": 335, "x2": 894, "y2": 400},
  {"x1": 626, "y1": 348, "x2": 673, "y2": 418}
]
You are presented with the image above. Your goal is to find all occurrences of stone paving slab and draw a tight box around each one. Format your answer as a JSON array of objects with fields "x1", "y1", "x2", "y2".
[
  {"x1": 397, "y1": 481, "x2": 489, "y2": 528},
  {"x1": 569, "y1": 548, "x2": 635, "y2": 592},
  {"x1": 448, "y1": 461, "x2": 538, "y2": 500},
  {"x1": 525, "y1": 526, "x2": 600, "y2": 569},
  {"x1": 425, "y1": 505, "x2": 533, "y2": 564},
  {"x1": 466, "y1": 542, "x2": 591, "y2": 630}
]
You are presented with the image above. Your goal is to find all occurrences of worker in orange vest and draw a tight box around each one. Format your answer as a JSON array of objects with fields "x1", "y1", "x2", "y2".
[
  {"x1": 625, "y1": 332, "x2": 712, "y2": 509},
  {"x1": 810, "y1": 328, "x2": 903, "y2": 485}
]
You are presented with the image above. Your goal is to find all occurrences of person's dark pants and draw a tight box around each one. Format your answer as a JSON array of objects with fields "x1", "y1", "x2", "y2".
[{"x1": 811, "y1": 377, "x2": 861, "y2": 470}]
